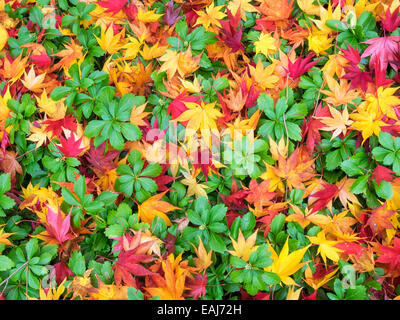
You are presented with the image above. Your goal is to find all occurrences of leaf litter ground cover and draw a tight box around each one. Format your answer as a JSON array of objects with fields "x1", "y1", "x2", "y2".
[{"x1": 0, "y1": 0, "x2": 400, "y2": 301}]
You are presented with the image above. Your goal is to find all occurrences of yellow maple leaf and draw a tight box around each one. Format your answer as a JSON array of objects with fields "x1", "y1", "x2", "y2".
[
  {"x1": 195, "y1": 2, "x2": 226, "y2": 30},
  {"x1": 95, "y1": 24, "x2": 124, "y2": 55},
  {"x1": 254, "y1": 32, "x2": 279, "y2": 57},
  {"x1": 181, "y1": 170, "x2": 210, "y2": 198},
  {"x1": 0, "y1": 86, "x2": 11, "y2": 125},
  {"x1": 27, "y1": 123, "x2": 51, "y2": 149},
  {"x1": 145, "y1": 253, "x2": 188, "y2": 300},
  {"x1": 228, "y1": 229, "x2": 259, "y2": 262},
  {"x1": 286, "y1": 286, "x2": 303, "y2": 300},
  {"x1": 140, "y1": 42, "x2": 169, "y2": 60},
  {"x1": 138, "y1": 191, "x2": 180, "y2": 226},
  {"x1": 307, "y1": 230, "x2": 343, "y2": 264},
  {"x1": 159, "y1": 49, "x2": 180, "y2": 79},
  {"x1": 28, "y1": 280, "x2": 67, "y2": 300},
  {"x1": 363, "y1": 86, "x2": 400, "y2": 119},
  {"x1": 36, "y1": 89, "x2": 67, "y2": 120},
  {"x1": 353, "y1": 0, "x2": 379, "y2": 18},
  {"x1": 227, "y1": 0, "x2": 257, "y2": 21},
  {"x1": 175, "y1": 100, "x2": 222, "y2": 145},
  {"x1": 350, "y1": 108, "x2": 386, "y2": 143},
  {"x1": 0, "y1": 225, "x2": 14, "y2": 246},
  {"x1": 297, "y1": 0, "x2": 321, "y2": 16},
  {"x1": 311, "y1": 2, "x2": 342, "y2": 34},
  {"x1": 137, "y1": 7, "x2": 163, "y2": 23},
  {"x1": 90, "y1": 280, "x2": 128, "y2": 300},
  {"x1": 0, "y1": 24, "x2": 9, "y2": 51},
  {"x1": 307, "y1": 26, "x2": 332, "y2": 56},
  {"x1": 249, "y1": 59, "x2": 280, "y2": 90},
  {"x1": 121, "y1": 35, "x2": 144, "y2": 60},
  {"x1": 265, "y1": 237, "x2": 310, "y2": 286},
  {"x1": 304, "y1": 265, "x2": 338, "y2": 290}
]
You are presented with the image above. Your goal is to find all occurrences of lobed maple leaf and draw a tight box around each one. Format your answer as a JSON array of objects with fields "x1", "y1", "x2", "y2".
[
  {"x1": 285, "y1": 53, "x2": 320, "y2": 80},
  {"x1": 371, "y1": 165, "x2": 395, "y2": 186},
  {"x1": 376, "y1": 237, "x2": 400, "y2": 273},
  {"x1": 97, "y1": 0, "x2": 127, "y2": 16},
  {"x1": 42, "y1": 114, "x2": 77, "y2": 138},
  {"x1": 138, "y1": 191, "x2": 180, "y2": 226},
  {"x1": 0, "y1": 149, "x2": 23, "y2": 183},
  {"x1": 164, "y1": 0, "x2": 183, "y2": 25},
  {"x1": 192, "y1": 237, "x2": 213, "y2": 272},
  {"x1": 145, "y1": 253, "x2": 189, "y2": 300},
  {"x1": 228, "y1": 229, "x2": 258, "y2": 262},
  {"x1": 0, "y1": 226, "x2": 14, "y2": 246},
  {"x1": 307, "y1": 230, "x2": 343, "y2": 264},
  {"x1": 265, "y1": 237, "x2": 310, "y2": 286},
  {"x1": 34, "y1": 206, "x2": 75, "y2": 245},
  {"x1": 304, "y1": 263, "x2": 338, "y2": 291},
  {"x1": 85, "y1": 142, "x2": 119, "y2": 172},
  {"x1": 315, "y1": 106, "x2": 353, "y2": 140},
  {"x1": 184, "y1": 273, "x2": 207, "y2": 300},
  {"x1": 301, "y1": 103, "x2": 331, "y2": 152},
  {"x1": 366, "y1": 204, "x2": 395, "y2": 236},
  {"x1": 381, "y1": 6, "x2": 400, "y2": 33},
  {"x1": 113, "y1": 232, "x2": 156, "y2": 287},
  {"x1": 217, "y1": 8, "x2": 244, "y2": 52},
  {"x1": 273, "y1": 147, "x2": 315, "y2": 191},
  {"x1": 56, "y1": 129, "x2": 86, "y2": 158},
  {"x1": 361, "y1": 36, "x2": 400, "y2": 71}
]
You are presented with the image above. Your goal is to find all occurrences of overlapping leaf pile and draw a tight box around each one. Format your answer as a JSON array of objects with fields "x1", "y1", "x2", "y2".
[{"x1": 1, "y1": 0, "x2": 400, "y2": 300}]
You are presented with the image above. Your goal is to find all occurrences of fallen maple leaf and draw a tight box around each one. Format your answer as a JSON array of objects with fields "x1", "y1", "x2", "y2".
[
  {"x1": 228, "y1": 229, "x2": 258, "y2": 262},
  {"x1": 34, "y1": 206, "x2": 75, "y2": 245},
  {"x1": 138, "y1": 191, "x2": 180, "y2": 226},
  {"x1": 265, "y1": 237, "x2": 310, "y2": 286}
]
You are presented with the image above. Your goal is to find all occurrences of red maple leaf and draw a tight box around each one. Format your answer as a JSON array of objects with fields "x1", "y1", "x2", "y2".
[
  {"x1": 241, "y1": 80, "x2": 260, "y2": 108},
  {"x1": 30, "y1": 53, "x2": 52, "y2": 68},
  {"x1": 361, "y1": 36, "x2": 400, "y2": 71},
  {"x1": 184, "y1": 273, "x2": 207, "y2": 300},
  {"x1": 44, "y1": 206, "x2": 74, "y2": 245},
  {"x1": 54, "y1": 261, "x2": 74, "y2": 285},
  {"x1": 342, "y1": 65, "x2": 372, "y2": 92},
  {"x1": 167, "y1": 92, "x2": 200, "y2": 120},
  {"x1": 285, "y1": 53, "x2": 321, "y2": 80},
  {"x1": 217, "y1": 8, "x2": 243, "y2": 52},
  {"x1": 301, "y1": 103, "x2": 331, "y2": 152},
  {"x1": 371, "y1": 165, "x2": 395, "y2": 186},
  {"x1": 341, "y1": 44, "x2": 361, "y2": 65},
  {"x1": 85, "y1": 142, "x2": 119, "y2": 172},
  {"x1": 376, "y1": 237, "x2": 400, "y2": 272},
  {"x1": 57, "y1": 132, "x2": 85, "y2": 158},
  {"x1": 334, "y1": 242, "x2": 366, "y2": 258},
  {"x1": 112, "y1": 234, "x2": 155, "y2": 287},
  {"x1": 153, "y1": 164, "x2": 176, "y2": 191},
  {"x1": 381, "y1": 7, "x2": 400, "y2": 33},
  {"x1": 43, "y1": 114, "x2": 77, "y2": 138},
  {"x1": 219, "y1": 177, "x2": 249, "y2": 211},
  {"x1": 97, "y1": 0, "x2": 127, "y2": 16},
  {"x1": 309, "y1": 183, "x2": 339, "y2": 214},
  {"x1": 373, "y1": 59, "x2": 394, "y2": 88}
]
